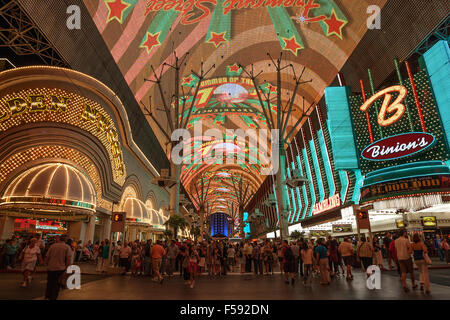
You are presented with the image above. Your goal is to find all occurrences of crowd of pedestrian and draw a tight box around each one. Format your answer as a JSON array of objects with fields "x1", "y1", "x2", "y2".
[{"x1": 0, "y1": 230, "x2": 448, "y2": 298}]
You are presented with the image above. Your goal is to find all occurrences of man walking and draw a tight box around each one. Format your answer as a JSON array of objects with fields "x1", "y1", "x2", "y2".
[
  {"x1": 291, "y1": 241, "x2": 300, "y2": 277},
  {"x1": 44, "y1": 235, "x2": 72, "y2": 300},
  {"x1": 244, "y1": 241, "x2": 252, "y2": 273},
  {"x1": 314, "y1": 238, "x2": 330, "y2": 285},
  {"x1": 150, "y1": 240, "x2": 166, "y2": 284},
  {"x1": 396, "y1": 230, "x2": 416, "y2": 292},
  {"x1": 143, "y1": 240, "x2": 152, "y2": 276},
  {"x1": 167, "y1": 240, "x2": 179, "y2": 276},
  {"x1": 356, "y1": 237, "x2": 374, "y2": 273},
  {"x1": 435, "y1": 234, "x2": 444, "y2": 261},
  {"x1": 338, "y1": 237, "x2": 354, "y2": 280},
  {"x1": 383, "y1": 233, "x2": 394, "y2": 269}
]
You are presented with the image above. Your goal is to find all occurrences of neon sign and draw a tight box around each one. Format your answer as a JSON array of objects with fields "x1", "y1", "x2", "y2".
[
  {"x1": 0, "y1": 89, "x2": 126, "y2": 180},
  {"x1": 361, "y1": 132, "x2": 435, "y2": 161},
  {"x1": 82, "y1": 104, "x2": 125, "y2": 176},
  {"x1": 145, "y1": 0, "x2": 332, "y2": 25},
  {"x1": 360, "y1": 85, "x2": 407, "y2": 127},
  {"x1": 312, "y1": 193, "x2": 341, "y2": 215},
  {"x1": 0, "y1": 95, "x2": 70, "y2": 122}
]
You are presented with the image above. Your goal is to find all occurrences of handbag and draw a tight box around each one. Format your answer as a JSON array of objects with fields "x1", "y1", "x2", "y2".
[{"x1": 424, "y1": 253, "x2": 432, "y2": 265}]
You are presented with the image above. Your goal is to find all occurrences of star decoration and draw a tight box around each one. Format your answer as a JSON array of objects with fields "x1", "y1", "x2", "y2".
[
  {"x1": 182, "y1": 75, "x2": 194, "y2": 85},
  {"x1": 282, "y1": 36, "x2": 302, "y2": 56},
  {"x1": 105, "y1": 0, "x2": 131, "y2": 24},
  {"x1": 296, "y1": 15, "x2": 306, "y2": 24},
  {"x1": 268, "y1": 85, "x2": 277, "y2": 94},
  {"x1": 140, "y1": 32, "x2": 161, "y2": 54},
  {"x1": 207, "y1": 32, "x2": 227, "y2": 48},
  {"x1": 228, "y1": 63, "x2": 241, "y2": 73},
  {"x1": 324, "y1": 9, "x2": 347, "y2": 39}
]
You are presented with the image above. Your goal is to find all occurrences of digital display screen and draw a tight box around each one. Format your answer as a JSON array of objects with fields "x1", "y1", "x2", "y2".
[
  {"x1": 396, "y1": 219, "x2": 405, "y2": 228},
  {"x1": 14, "y1": 219, "x2": 68, "y2": 231},
  {"x1": 332, "y1": 224, "x2": 352, "y2": 233},
  {"x1": 422, "y1": 216, "x2": 437, "y2": 228},
  {"x1": 83, "y1": 0, "x2": 378, "y2": 212}
]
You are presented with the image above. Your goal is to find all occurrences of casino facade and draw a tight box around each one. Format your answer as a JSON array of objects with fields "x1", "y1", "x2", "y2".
[
  {"x1": 247, "y1": 41, "x2": 450, "y2": 240},
  {"x1": 0, "y1": 66, "x2": 174, "y2": 243}
]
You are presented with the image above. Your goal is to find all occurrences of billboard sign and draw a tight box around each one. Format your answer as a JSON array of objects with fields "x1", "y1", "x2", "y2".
[
  {"x1": 347, "y1": 73, "x2": 450, "y2": 176},
  {"x1": 332, "y1": 224, "x2": 353, "y2": 233}
]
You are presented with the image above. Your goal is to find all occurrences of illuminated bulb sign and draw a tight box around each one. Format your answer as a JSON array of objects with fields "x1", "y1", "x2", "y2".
[
  {"x1": 312, "y1": 194, "x2": 341, "y2": 215},
  {"x1": 359, "y1": 86, "x2": 436, "y2": 161},
  {"x1": 0, "y1": 89, "x2": 126, "y2": 179}
]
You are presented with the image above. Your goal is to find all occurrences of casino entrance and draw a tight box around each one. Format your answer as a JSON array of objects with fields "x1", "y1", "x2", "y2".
[{"x1": 0, "y1": 162, "x2": 98, "y2": 243}]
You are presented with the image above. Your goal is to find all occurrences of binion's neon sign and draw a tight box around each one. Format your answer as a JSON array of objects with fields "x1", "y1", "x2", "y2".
[{"x1": 359, "y1": 85, "x2": 407, "y2": 127}]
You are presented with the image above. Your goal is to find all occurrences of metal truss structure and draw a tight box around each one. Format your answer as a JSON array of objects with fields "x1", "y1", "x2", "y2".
[{"x1": 0, "y1": 0, "x2": 68, "y2": 67}]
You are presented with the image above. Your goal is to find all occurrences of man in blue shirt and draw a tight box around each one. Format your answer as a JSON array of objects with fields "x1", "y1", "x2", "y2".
[
  {"x1": 314, "y1": 238, "x2": 330, "y2": 285},
  {"x1": 5, "y1": 239, "x2": 18, "y2": 269},
  {"x1": 435, "y1": 235, "x2": 444, "y2": 261}
]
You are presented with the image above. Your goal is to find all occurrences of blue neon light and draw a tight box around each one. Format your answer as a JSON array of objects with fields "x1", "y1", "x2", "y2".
[
  {"x1": 309, "y1": 139, "x2": 325, "y2": 203},
  {"x1": 296, "y1": 155, "x2": 308, "y2": 221},
  {"x1": 339, "y1": 170, "x2": 350, "y2": 204},
  {"x1": 302, "y1": 148, "x2": 316, "y2": 218},
  {"x1": 317, "y1": 129, "x2": 336, "y2": 195},
  {"x1": 291, "y1": 161, "x2": 303, "y2": 223},
  {"x1": 286, "y1": 166, "x2": 296, "y2": 223}
]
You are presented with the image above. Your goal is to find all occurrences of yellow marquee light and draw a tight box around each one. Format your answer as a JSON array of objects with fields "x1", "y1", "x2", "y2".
[
  {"x1": 360, "y1": 85, "x2": 407, "y2": 127},
  {"x1": 0, "y1": 88, "x2": 126, "y2": 184}
]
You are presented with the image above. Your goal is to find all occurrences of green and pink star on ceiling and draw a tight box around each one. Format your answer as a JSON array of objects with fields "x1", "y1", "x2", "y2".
[{"x1": 103, "y1": 0, "x2": 348, "y2": 56}]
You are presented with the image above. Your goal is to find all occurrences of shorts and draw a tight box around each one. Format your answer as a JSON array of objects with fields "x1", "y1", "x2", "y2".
[
  {"x1": 119, "y1": 258, "x2": 129, "y2": 267},
  {"x1": 387, "y1": 250, "x2": 392, "y2": 259},
  {"x1": 152, "y1": 258, "x2": 162, "y2": 273},
  {"x1": 188, "y1": 262, "x2": 197, "y2": 274},
  {"x1": 22, "y1": 260, "x2": 37, "y2": 272},
  {"x1": 343, "y1": 255, "x2": 353, "y2": 266},
  {"x1": 399, "y1": 258, "x2": 413, "y2": 274},
  {"x1": 283, "y1": 261, "x2": 295, "y2": 273}
]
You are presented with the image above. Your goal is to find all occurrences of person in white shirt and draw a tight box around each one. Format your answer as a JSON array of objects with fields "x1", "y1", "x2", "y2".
[
  {"x1": 227, "y1": 246, "x2": 235, "y2": 267},
  {"x1": 113, "y1": 241, "x2": 122, "y2": 267},
  {"x1": 19, "y1": 238, "x2": 43, "y2": 287}
]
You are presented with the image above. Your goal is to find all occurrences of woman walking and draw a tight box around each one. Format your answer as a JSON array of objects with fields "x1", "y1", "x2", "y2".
[
  {"x1": 412, "y1": 234, "x2": 431, "y2": 294},
  {"x1": 187, "y1": 245, "x2": 199, "y2": 288},
  {"x1": 357, "y1": 237, "x2": 374, "y2": 273},
  {"x1": 130, "y1": 243, "x2": 142, "y2": 277},
  {"x1": 277, "y1": 243, "x2": 284, "y2": 275},
  {"x1": 328, "y1": 239, "x2": 339, "y2": 277},
  {"x1": 301, "y1": 241, "x2": 313, "y2": 287},
  {"x1": 238, "y1": 244, "x2": 245, "y2": 273},
  {"x1": 282, "y1": 240, "x2": 296, "y2": 285},
  {"x1": 373, "y1": 236, "x2": 386, "y2": 270},
  {"x1": 18, "y1": 238, "x2": 43, "y2": 287},
  {"x1": 263, "y1": 241, "x2": 274, "y2": 275}
]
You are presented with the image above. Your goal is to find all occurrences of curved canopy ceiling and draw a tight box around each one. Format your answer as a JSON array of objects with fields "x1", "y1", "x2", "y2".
[{"x1": 83, "y1": 0, "x2": 386, "y2": 220}]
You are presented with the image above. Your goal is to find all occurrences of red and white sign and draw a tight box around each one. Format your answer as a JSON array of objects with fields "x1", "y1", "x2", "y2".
[
  {"x1": 313, "y1": 194, "x2": 341, "y2": 215},
  {"x1": 362, "y1": 132, "x2": 435, "y2": 161}
]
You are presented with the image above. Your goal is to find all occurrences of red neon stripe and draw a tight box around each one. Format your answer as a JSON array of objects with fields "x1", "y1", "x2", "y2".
[
  {"x1": 360, "y1": 79, "x2": 374, "y2": 143},
  {"x1": 405, "y1": 61, "x2": 426, "y2": 132}
]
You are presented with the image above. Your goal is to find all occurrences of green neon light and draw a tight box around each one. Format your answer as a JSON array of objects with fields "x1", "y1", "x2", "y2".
[
  {"x1": 318, "y1": 129, "x2": 336, "y2": 196},
  {"x1": 309, "y1": 139, "x2": 325, "y2": 203},
  {"x1": 302, "y1": 148, "x2": 316, "y2": 218}
]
